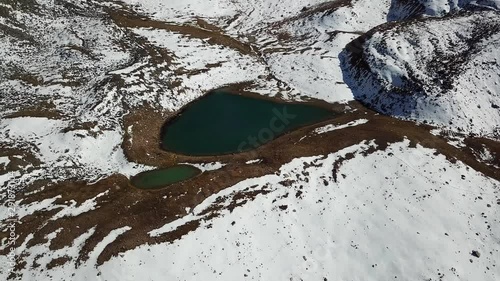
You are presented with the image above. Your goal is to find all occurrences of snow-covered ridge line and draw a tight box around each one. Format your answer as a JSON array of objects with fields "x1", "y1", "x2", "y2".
[
  {"x1": 388, "y1": 0, "x2": 499, "y2": 21},
  {"x1": 341, "y1": 10, "x2": 500, "y2": 137}
]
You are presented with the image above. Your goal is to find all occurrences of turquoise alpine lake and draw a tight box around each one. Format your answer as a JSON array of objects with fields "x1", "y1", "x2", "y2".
[
  {"x1": 131, "y1": 165, "x2": 201, "y2": 189},
  {"x1": 161, "y1": 91, "x2": 333, "y2": 155}
]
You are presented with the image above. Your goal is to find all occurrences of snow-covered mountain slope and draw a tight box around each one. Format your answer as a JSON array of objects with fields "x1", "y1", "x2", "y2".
[
  {"x1": 0, "y1": 0, "x2": 499, "y2": 280},
  {"x1": 0, "y1": 1, "x2": 151, "y2": 186},
  {"x1": 256, "y1": 0, "x2": 392, "y2": 102},
  {"x1": 117, "y1": 0, "x2": 395, "y2": 103},
  {"x1": 0, "y1": 0, "x2": 267, "y2": 184},
  {"x1": 3, "y1": 140, "x2": 499, "y2": 280},
  {"x1": 0, "y1": 0, "x2": 130, "y2": 114},
  {"x1": 0, "y1": 0, "x2": 396, "y2": 187},
  {"x1": 99, "y1": 141, "x2": 500, "y2": 281},
  {"x1": 388, "y1": 0, "x2": 500, "y2": 21},
  {"x1": 342, "y1": 10, "x2": 500, "y2": 137},
  {"x1": 121, "y1": 0, "x2": 334, "y2": 32}
]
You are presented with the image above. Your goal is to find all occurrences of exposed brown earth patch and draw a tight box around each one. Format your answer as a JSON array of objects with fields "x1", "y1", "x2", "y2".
[
  {"x1": 108, "y1": 8, "x2": 255, "y2": 56},
  {"x1": 464, "y1": 137, "x2": 500, "y2": 167},
  {"x1": 271, "y1": 0, "x2": 352, "y2": 28},
  {"x1": 122, "y1": 84, "x2": 348, "y2": 166},
  {"x1": 46, "y1": 256, "x2": 72, "y2": 270},
  {"x1": 4, "y1": 100, "x2": 62, "y2": 119},
  {"x1": 122, "y1": 105, "x2": 175, "y2": 166},
  {"x1": 0, "y1": 146, "x2": 41, "y2": 176}
]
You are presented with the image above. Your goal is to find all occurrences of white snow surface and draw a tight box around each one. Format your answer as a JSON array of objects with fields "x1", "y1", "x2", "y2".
[{"x1": 420, "y1": 0, "x2": 500, "y2": 16}]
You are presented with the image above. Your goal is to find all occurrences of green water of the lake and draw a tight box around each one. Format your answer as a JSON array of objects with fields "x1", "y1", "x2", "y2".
[
  {"x1": 161, "y1": 91, "x2": 333, "y2": 155},
  {"x1": 131, "y1": 165, "x2": 201, "y2": 189}
]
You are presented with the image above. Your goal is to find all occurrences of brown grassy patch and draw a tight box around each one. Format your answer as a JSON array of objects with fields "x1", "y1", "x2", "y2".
[
  {"x1": 108, "y1": 8, "x2": 255, "y2": 56},
  {"x1": 4, "y1": 100, "x2": 62, "y2": 119}
]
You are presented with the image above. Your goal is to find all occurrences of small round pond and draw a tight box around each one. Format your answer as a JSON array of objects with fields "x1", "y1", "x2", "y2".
[
  {"x1": 131, "y1": 165, "x2": 201, "y2": 189},
  {"x1": 161, "y1": 91, "x2": 333, "y2": 156}
]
